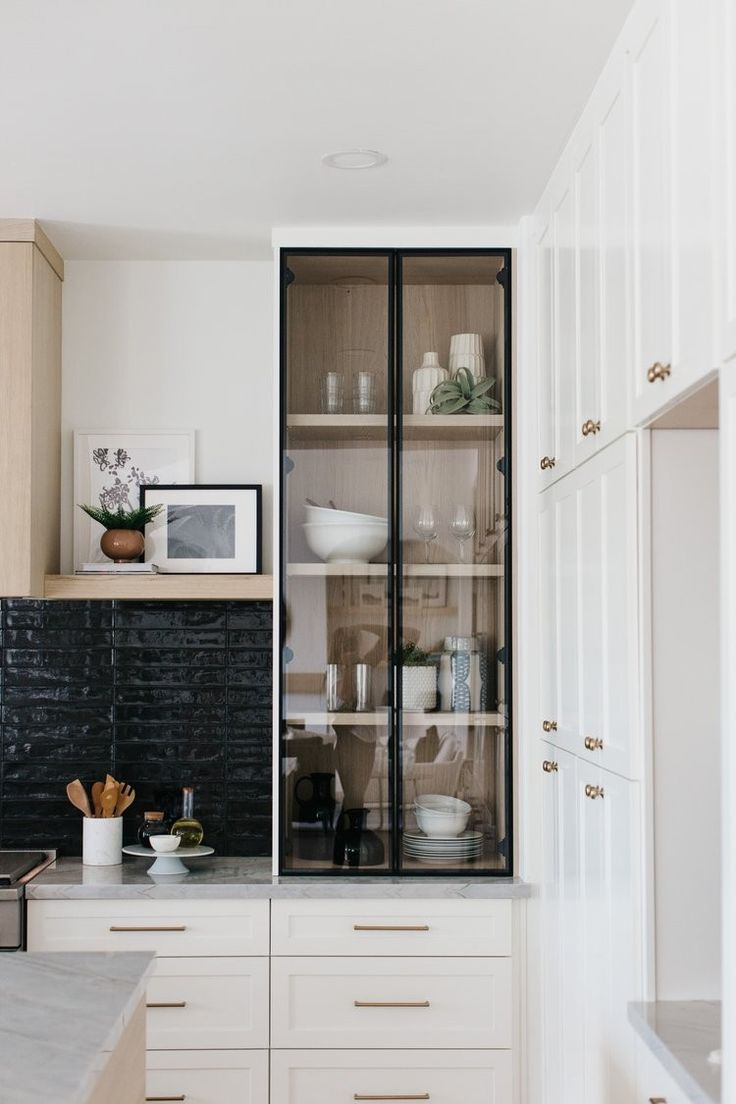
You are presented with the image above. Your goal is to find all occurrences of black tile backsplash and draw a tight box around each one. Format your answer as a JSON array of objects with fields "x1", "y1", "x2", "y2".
[{"x1": 0, "y1": 599, "x2": 273, "y2": 857}]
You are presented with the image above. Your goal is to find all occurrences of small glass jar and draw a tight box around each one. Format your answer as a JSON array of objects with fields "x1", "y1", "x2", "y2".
[
  {"x1": 171, "y1": 787, "x2": 204, "y2": 848},
  {"x1": 137, "y1": 811, "x2": 169, "y2": 849}
]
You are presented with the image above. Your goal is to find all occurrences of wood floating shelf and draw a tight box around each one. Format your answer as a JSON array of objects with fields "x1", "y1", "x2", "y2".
[
  {"x1": 286, "y1": 711, "x2": 505, "y2": 727},
  {"x1": 286, "y1": 414, "x2": 503, "y2": 444},
  {"x1": 287, "y1": 563, "x2": 502, "y2": 578},
  {"x1": 44, "y1": 574, "x2": 274, "y2": 601}
]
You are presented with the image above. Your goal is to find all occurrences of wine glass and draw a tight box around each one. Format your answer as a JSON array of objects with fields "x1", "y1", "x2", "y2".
[
  {"x1": 449, "y1": 505, "x2": 476, "y2": 563},
  {"x1": 413, "y1": 505, "x2": 439, "y2": 563}
]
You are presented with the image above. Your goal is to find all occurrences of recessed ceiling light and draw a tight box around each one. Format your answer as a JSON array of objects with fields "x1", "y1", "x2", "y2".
[{"x1": 322, "y1": 148, "x2": 388, "y2": 170}]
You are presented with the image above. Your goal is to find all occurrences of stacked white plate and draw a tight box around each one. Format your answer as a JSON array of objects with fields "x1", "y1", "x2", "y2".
[{"x1": 403, "y1": 829, "x2": 483, "y2": 865}]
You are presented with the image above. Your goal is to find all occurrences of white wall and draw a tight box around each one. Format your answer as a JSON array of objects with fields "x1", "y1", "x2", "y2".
[
  {"x1": 61, "y1": 260, "x2": 274, "y2": 573},
  {"x1": 651, "y1": 429, "x2": 720, "y2": 999}
]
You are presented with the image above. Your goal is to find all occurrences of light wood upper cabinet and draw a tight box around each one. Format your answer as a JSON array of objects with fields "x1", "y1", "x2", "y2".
[{"x1": 0, "y1": 220, "x2": 63, "y2": 597}]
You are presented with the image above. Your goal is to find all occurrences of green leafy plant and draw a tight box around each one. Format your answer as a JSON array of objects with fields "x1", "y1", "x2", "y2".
[
  {"x1": 78, "y1": 503, "x2": 163, "y2": 531},
  {"x1": 401, "y1": 641, "x2": 433, "y2": 667},
  {"x1": 428, "y1": 367, "x2": 501, "y2": 415}
]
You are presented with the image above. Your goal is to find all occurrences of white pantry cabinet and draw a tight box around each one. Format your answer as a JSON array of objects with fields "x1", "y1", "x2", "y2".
[
  {"x1": 538, "y1": 435, "x2": 640, "y2": 779},
  {"x1": 720, "y1": 0, "x2": 736, "y2": 363},
  {"x1": 628, "y1": 0, "x2": 717, "y2": 424},
  {"x1": 539, "y1": 745, "x2": 640, "y2": 1104}
]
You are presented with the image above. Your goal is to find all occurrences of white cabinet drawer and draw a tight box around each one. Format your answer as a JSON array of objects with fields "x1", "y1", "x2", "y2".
[
  {"x1": 147, "y1": 957, "x2": 268, "y2": 1050},
  {"x1": 271, "y1": 1049, "x2": 513, "y2": 1103},
  {"x1": 27, "y1": 899, "x2": 269, "y2": 956},
  {"x1": 271, "y1": 956, "x2": 512, "y2": 1049},
  {"x1": 271, "y1": 898, "x2": 512, "y2": 957},
  {"x1": 146, "y1": 1050, "x2": 268, "y2": 1104}
]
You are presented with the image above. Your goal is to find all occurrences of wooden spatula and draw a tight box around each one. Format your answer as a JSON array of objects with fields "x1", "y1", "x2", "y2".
[
  {"x1": 100, "y1": 781, "x2": 120, "y2": 818},
  {"x1": 66, "y1": 779, "x2": 92, "y2": 818},
  {"x1": 115, "y1": 783, "x2": 135, "y2": 816},
  {"x1": 91, "y1": 781, "x2": 104, "y2": 817}
]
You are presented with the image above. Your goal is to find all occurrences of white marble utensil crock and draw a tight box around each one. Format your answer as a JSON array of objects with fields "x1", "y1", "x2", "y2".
[{"x1": 83, "y1": 816, "x2": 123, "y2": 866}]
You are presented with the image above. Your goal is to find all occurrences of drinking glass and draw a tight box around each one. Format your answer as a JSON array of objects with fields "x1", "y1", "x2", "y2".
[
  {"x1": 353, "y1": 371, "x2": 376, "y2": 414},
  {"x1": 320, "y1": 372, "x2": 344, "y2": 414},
  {"x1": 449, "y1": 505, "x2": 476, "y2": 562},
  {"x1": 413, "y1": 505, "x2": 439, "y2": 563}
]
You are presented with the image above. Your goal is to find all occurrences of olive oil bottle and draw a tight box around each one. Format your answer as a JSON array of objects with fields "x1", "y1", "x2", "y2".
[{"x1": 171, "y1": 786, "x2": 204, "y2": 848}]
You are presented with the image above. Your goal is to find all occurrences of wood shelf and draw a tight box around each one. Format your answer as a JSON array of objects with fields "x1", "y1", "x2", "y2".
[
  {"x1": 287, "y1": 562, "x2": 502, "y2": 577},
  {"x1": 286, "y1": 413, "x2": 503, "y2": 444},
  {"x1": 286, "y1": 711, "x2": 505, "y2": 727},
  {"x1": 44, "y1": 574, "x2": 274, "y2": 601}
]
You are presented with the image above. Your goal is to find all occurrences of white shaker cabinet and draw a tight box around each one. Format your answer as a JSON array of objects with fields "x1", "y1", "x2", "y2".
[
  {"x1": 537, "y1": 209, "x2": 560, "y2": 487},
  {"x1": 720, "y1": 0, "x2": 736, "y2": 363},
  {"x1": 628, "y1": 0, "x2": 716, "y2": 423}
]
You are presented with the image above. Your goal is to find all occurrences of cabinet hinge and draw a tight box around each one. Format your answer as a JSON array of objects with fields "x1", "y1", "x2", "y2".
[
  {"x1": 496, "y1": 267, "x2": 508, "y2": 288},
  {"x1": 284, "y1": 266, "x2": 295, "y2": 287}
]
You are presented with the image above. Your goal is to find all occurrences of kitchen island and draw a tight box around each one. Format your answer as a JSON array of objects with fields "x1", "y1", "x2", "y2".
[{"x1": 0, "y1": 951, "x2": 153, "y2": 1104}]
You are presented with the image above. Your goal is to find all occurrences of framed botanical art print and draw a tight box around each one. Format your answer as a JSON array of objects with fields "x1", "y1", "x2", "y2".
[
  {"x1": 140, "y1": 484, "x2": 262, "y2": 574},
  {"x1": 73, "y1": 430, "x2": 195, "y2": 570}
]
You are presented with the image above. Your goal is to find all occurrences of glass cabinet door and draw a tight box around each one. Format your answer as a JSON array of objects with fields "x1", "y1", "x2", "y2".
[
  {"x1": 397, "y1": 252, "x2": 511, "y2": 874},
  {"x1": 280, "y1": 252, "x2": 393, "y2": 872}
]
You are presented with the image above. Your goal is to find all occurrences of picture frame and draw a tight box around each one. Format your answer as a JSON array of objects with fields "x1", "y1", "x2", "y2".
[
  {"x1": 140, "y1": 484, "x2": 262, "y2": 574},
  {"x1": 73, "y1": 430, "x2": 195, "y2": 570}
]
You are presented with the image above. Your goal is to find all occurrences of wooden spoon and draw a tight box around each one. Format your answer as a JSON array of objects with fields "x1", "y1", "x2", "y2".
[
  {"x1": 66, "y1": 779, "x2": 92, "y2": 818},
  {"x1": 91, "y1": 781, "x2": 104, "y2": 817},
  {"x1": 115, "y1": 783, "x2": 135, "y2": 816},
  {"x1": 100, "y1": 781, "x2": 120, "y2": 818}
]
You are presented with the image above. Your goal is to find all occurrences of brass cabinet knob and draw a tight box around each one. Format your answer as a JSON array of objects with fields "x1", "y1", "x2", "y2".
[
  {"x1": 540, "y1": 455, "x2": 557, "y2": 470},
  {"x1": 542, "y1": 760, "x2": 559, "y2": 773},
  {"x1": 542, "y1": 719, "x2": 558, "y2": 732},
  {"x1": 581, "y1": 419, "x2": 601, "y2": 437},
  {"x1": 584, "y1": 783, "x2": 605, "y2": 799},
  {"x1": 647, "y1": 361, "x2": 672, "y2": 383},
  {"x1": 584, "y1": 736, "x2": 604, "y2": 751}
]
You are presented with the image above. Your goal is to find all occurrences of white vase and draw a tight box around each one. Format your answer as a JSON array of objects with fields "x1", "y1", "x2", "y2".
[
  {"x1": 402, "y1": 665, "x2": 437, "y2": 711},
  {"x1": 412, "y1": 353, "x2": 447, "y2": 414},
  {"x1": 83, "y1": 816, "x2": 123, "y2": 866}
]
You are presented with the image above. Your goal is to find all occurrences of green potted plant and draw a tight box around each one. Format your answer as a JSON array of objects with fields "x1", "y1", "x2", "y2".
[
  {"x1": 401, "y1": 641, "x2": 437, "y2": 711},
  {"x1": 78, "y1": 503, "x2": 163, "y2": 563},
  {"x1": 428, "y1": 367, "x2": 501, "y2": 415}
]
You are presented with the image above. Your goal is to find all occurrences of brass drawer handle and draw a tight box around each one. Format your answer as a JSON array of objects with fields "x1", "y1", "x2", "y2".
[
  {"x1": 540, "y1": 455, "x2": 557, "y2": 470},
  {"x1": 354, "y1": 1096, "x2": 430, "y2": 1101},
  {"x1": 648, "y1": 1099, "x2": 667, "y2": 1103},
  {"x1": 585, "y1": 784, "x2": 605, "y2": 799},
  {"x1": 584, "y1": 736, "x2": 604, "y2": 751},
  {"x1": 146, "y1": 1097, "x2": 186, "y2": 1102},
  {"x1": 354, "y1": 1000, "x2": 430, "y2": 1008},
  {"x1": 542, "y1": 719, "x2": 557, "y2": 732},
  {"x1": 110, "y1": 925, "x2": 186, "y2": 932},
  {"x1": 146, "y1": 1001, "x2": 187, "y2": 1009},
  {"x1": 353, "y1": 925, "x2": 430, "y2": 932},
  {"x1": 647, "y1": 361, "x2": 672, "y2": 383},
  {"x1": 581, "y1": 419, "x2": 601, "y2": 436},
  {"x1": 542, "y1": 760, "x2": 559, "y2": 773}
]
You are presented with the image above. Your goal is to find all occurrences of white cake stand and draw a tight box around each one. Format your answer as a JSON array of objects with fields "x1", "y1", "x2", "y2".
[{"x1": 122, "y1": 843, "x2": 214, "y2": 876}]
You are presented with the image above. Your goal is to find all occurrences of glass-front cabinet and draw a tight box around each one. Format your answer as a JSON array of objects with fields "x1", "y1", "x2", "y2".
[{"x1": 279, "y1": 249, "x2": 511, "y2": 875}]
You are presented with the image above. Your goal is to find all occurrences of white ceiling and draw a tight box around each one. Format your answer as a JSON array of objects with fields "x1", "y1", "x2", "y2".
[{"x1": 0, "y1": 0, "x2": 634, "y2": 260}]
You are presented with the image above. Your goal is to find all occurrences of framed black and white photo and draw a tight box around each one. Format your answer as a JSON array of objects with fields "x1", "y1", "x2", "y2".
[
  {"x1": 140, "y1": 484, "x2": 262, "y2": 574},
  {"x1": 73, "y1": 430, "x2": 195, "y2": 570}
]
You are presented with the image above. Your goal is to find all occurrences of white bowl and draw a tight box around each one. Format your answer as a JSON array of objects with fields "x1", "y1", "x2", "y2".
[
  {"x1": 305, "y1": 505, "x2": 388, "y2": 526},
  {"x1": 415, "y1": 794, "x2": 472, "y2": 816},
  {"x1": 303, "y1": 521, "x2": 388, "y2": 564},
  {"x1": 415, "y1": 806, "x2": 470, "y2": 839},
  {"x1": 149, "y1": 834, "x2": 182, "y2": 854}
]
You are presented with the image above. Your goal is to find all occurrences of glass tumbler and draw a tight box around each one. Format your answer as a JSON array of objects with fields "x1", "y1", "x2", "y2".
[
  {"x1": 353, "y1": 371, "x2": 376, "y2": 414},
  {"x1": 320, "y1": 372, "x2": 344, "y2": 414}
]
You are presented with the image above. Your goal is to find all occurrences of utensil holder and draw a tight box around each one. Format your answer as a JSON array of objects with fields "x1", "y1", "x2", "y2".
[{"x1": 83, "y1": 816, "x2": 123, "y2": 866}]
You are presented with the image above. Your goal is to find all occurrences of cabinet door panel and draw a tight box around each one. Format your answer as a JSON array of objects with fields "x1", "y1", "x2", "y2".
[
  {"x1": 723, "y1": 0, "x2": 736, "y2": 362},
  {"x1": 554, "y1": 182, "x2": 576, "y2": 477},
  {"x1": 554, "y1": 482, "x2": 580, "y2": 755},
  {"x1": 538, "y1": 215, "x2": 559, "y2": 484},
  {"x1": 629, "y1": 0, "x2": 675, "y2": 422},
  {"x1": 538, "y1": 489, "x2": 557, "y2": 739},
  {"x1": 579, "y1": 467, "x2": 604, "y2": 755},
  {"x1": 573, "y1": 135, "x2": 600, "y2": 468}
]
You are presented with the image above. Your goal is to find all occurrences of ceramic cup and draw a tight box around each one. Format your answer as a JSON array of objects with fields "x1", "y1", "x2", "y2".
[{"x1": 83, "y1": 816, "x2": 123, "y2": 866}]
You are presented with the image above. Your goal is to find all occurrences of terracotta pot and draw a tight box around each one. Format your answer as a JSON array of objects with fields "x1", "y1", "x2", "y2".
[{"x1": 100, "y1": 528, "x2": 145, "y2": 564}]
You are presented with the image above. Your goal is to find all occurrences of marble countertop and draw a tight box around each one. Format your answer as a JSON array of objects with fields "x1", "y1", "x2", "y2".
[
  {"x1": 0, "y1": 951, "x2": 153, "y2": 1104},
  {"x1": 26, "y1": 856, "x2": 531, "y2": 899},
  {"x1": 629, "y1": 1000, "x2": 721, "y2": 1104}
]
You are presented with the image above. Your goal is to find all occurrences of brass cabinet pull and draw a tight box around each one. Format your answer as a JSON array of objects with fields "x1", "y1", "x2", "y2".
[
  {"x1": 353, "y1": 925, "x2": 430, "y2": 932},
  {"x1": 146, "y1": 1097, "x2": 186, "y2": 1102},
  {"x1": 542, "y1": 760, "x2": 559, "y2": 773},
  {"x1": 540, "y1": 455, "x2": 557, "y2": 470},
  {"x1": 648, "y1": 1099, "x2": 667, "y2": 1103},
  {"x1": 146, "y1": 1001, "x2": 187, "y2": 1009},
  {"x1": 584, "y1": 736, "x2": 604, "y2": 751},
  {"x1": 647, "y1": 361, "x2": 672, "y2": 383},
  {"x1": 354, "y1": 1000, "x2": 430, "y2": 1008},
  {"x1": 109, "y1": 925, "x2": 186, "y2": 932},
  {"x1": 354, "y1": 1096, "x2": 430, "y2": 1101},
  {"x1": 581, "y1": 418, "x2": 601, "y2": 436},
  {"x1": 585, "y1": 784, "x2": 605, "y2": 799},
  {"x1": 542, "y1": 719, "x2": 558, "y2": 732}
]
